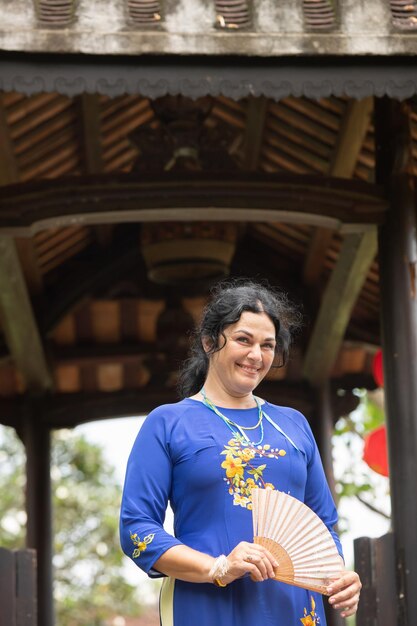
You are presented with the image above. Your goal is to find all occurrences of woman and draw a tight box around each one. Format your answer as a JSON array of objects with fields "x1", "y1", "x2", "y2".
[{"x1": 120, "y1": 280, "x2": 361, "y2": 626}]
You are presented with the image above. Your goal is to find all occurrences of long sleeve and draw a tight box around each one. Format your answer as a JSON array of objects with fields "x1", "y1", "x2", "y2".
[
  {"x1": 303, "y1": 420, "x2": 344, "y2": 560},
  {"x1": 119, "y1": 408, "x2": 183, "y2": 576}
]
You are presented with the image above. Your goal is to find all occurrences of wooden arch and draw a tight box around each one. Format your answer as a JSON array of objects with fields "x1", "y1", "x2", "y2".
[{"x1": 0, "y1": 174, "x2": 386, "y2": 235}]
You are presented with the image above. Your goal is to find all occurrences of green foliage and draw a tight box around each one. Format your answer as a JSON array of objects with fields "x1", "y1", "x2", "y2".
[
  {"x1": 0, "y1": 425, "x2": 142, "y2": 626},
  {"x1": 334, "y1": 394, "x2": 385, "y2": 437},
  {"x1": 333, "y1": 391, "x2": 391, "y2": 527},
  {"x1": 0, "y1": 427, "x2": 26, "y2": 548}
]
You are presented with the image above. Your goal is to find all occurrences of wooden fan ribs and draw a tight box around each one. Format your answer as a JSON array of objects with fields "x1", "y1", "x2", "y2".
[
  {"x1": 251, "y1": 488, "x2": 342, "y2": 594},
  {"x1": 254, "y1": 536, "x2": 295, "y2": 581}
]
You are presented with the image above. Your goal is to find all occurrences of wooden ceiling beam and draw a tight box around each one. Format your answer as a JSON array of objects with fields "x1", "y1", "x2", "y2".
[
  {"x1": 0, "y1": 96, "x2": 19, "y2": 185},
  {"x1": 14, "y1": 237, "x2": 43, "y2": 295},
  {"x1": 302, "y1": 229, "x2": 377, "y2": 386},
  {"x1": 0, "y1": 397, "x2": 25, "y2": 429},
  {"x1": 302, "y1": 226, "x2": 334, "y2": 287},
  {"x1": 243, "y1": 96, "x2": 268, "y2": 171},
  {"x1": 0, "y1": 373, "x2": 375, "y2": 431},
  {"x1": 0, "y1": 173, "x2": 387, "y2": 235},
  {"x1": 0, "y1": 95, "x2": 43, "y2": 295},
  {"x1": 303, "y1": 98, "x2": 373, "y2": 287},
  {"x1": 41, "y1": 381, "x2": 315, "y2": 428},
  {"x1": 0, "y1": 237, "x2": 52, "y2": 392},
  {"x1": 79, "y1": 94, "x2": 103, "y2": 175},
  {"x1": 36, "y1": 376, "x2": 374, "y2": 430},
  {"x1": 78, "y1": 94, "x2": 114, "y2": 248},
  {"x1": 330, "y1": 98, "x2": 373, "y2": 179},
  {"x1": 51, "y1": 342, "x2": 159, "y2": 366}
]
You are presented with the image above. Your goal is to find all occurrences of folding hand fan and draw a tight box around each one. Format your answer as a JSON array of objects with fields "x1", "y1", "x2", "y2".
[{"x1": 251, "y1": 488, "x2": 343, "y2": 595}]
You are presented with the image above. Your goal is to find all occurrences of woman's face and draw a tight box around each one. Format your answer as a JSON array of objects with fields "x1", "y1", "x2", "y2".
[{"x1": 205, "y1": 311, "x2": 277, "y2": 397}]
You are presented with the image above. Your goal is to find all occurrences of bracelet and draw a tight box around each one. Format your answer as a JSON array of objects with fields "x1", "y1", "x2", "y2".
[{"x1": 209, "y1": 554, "x2": 229, "y2": 587}]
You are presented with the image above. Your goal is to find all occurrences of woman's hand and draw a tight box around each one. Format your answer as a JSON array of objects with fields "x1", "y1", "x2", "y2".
[
  {"x1": 221, "y1": 541, "x2": 278, "y2": 584},
  {"x1": 327, "y1": 570, "x2": 362, "y2": 618}
]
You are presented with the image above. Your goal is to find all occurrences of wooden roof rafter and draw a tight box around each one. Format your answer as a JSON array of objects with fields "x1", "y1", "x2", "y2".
[
  {"x1": 78, "y1": 93, "x2": 115, "y2": 248},
  {"x1": 78, "y1": 93, "x2": 103, "y2": 175},
  {"x1": 303, "y1": 97, "x2": 373, "y2": 287},
  {"x1": 0, "y1": 95, "x2": 19, "y2": 186},
  {"x1": 243, "y1": 96, "x2": 268, "y2": 171}
]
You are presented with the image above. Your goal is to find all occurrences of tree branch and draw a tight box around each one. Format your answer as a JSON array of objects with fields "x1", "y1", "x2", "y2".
[{"x1": 355, "y1": 493, "x2": 391, "y2": 520}]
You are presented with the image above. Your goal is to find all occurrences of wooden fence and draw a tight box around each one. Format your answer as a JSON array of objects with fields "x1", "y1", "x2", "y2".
[
  {"x1": 354, "y1": 533, "x2": 397, "y2": 626},
  {"x1": 0, "y1": 548, "x2": 37, "y2": 626}
]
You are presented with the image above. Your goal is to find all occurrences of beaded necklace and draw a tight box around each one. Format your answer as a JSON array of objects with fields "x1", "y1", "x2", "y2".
[{"x1": 200, "y1": 387, "x2": 264, "y2": 445}]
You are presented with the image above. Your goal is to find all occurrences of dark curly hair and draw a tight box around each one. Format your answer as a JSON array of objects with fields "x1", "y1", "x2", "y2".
[{"x1": 178, "y1": 279, "x2": 302, "y2": 398}]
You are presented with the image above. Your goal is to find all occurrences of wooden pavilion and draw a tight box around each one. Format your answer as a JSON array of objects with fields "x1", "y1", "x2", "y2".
[{"x1": 0, "y1": 1, "x2": 417, "y2": 625}]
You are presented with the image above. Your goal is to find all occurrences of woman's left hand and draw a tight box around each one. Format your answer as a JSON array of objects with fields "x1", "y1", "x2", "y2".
[{"x1": 327, "y1": 570, "x2": 362, "y2": 618}]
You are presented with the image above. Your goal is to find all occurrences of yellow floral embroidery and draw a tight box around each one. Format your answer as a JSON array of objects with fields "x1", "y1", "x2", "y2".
[
  {"x1": 300, "y1": 595, "x2": 321, "y2": 625},
  {"x1": 220, "y1": 435, "x2": 286, "y2": 509},
  {"x1": 221, "y1": 454, "x2": 245, "y2": 479},
  {"x1": 130, "y1": 532, "x2": 155, "y2": 559}
]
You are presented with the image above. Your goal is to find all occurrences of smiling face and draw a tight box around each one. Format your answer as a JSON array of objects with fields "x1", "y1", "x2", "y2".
[{"x1": 204, "y1": 311, "x2": 277, "y2": 401}]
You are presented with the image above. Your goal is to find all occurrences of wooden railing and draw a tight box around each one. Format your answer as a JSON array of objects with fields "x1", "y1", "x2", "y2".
[
  {"x1": 354, "y1": 533, "x2": 397, "y2": 626},
  {"x1": 0, "y1": 548, "x2": 37, "y2": 626}
]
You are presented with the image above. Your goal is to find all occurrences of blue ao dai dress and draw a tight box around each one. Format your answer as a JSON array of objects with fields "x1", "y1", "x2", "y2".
[{"x1": 120, "y1": 398, "x2": 343, "y2": 626}]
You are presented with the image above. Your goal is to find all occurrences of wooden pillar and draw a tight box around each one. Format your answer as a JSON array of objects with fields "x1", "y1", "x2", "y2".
[
  {"x1": 22, "y1": 408, "x2": 54, "y2": 626},
  {"x1": 375, "y1": 97, "x2": 417, "y2": 625},
  {"x1": 316, "y1": 381, "x2": 337, "y2": 499}
]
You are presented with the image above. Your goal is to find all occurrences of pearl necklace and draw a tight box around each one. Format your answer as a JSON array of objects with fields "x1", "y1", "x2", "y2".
[{"x1": 200, "y1": 387, "x2": 264, "y2": 445}]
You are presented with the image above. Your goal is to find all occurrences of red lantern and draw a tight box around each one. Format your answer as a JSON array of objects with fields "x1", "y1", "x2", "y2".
[
  {"x1": 363, "y1": 425, "x2": 389, "y2": 477},
  {"x1": 372, "y1": 350, "x2": 384, "y2": 387}
]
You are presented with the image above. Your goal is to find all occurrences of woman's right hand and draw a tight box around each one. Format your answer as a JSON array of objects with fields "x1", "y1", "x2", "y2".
[{"x1": 221, "y1": 541, "x2": 278, "y2": 584}]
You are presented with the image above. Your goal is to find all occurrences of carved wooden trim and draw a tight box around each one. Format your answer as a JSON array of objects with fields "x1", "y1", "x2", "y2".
[{"x1": 1, "y1": 53, "x2": 417, "y2": 101}]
